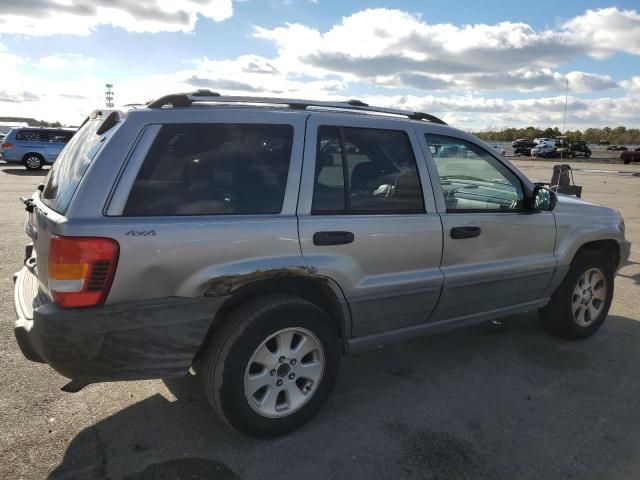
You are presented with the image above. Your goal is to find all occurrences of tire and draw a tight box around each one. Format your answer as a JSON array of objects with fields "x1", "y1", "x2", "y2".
[
  {"x1": 539, "y1": 250, "x2": 614, "y2": 340},
  {"x1": 23, "y1": 154, "x2": 44, "y2": 170},
  {"x1": 201, "y1": 294, "x2": 342, "y2": 437},
  {"x1": 585, "y1": 152, "x2": 591, "y2": 159},
  {"x1": 624, "y1": 159, "x2": 630, "y2": 165}
]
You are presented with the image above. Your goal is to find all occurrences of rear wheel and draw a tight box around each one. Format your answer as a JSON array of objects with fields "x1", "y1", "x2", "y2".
[
  {"x1": 539, "y1": 250, "x2": 614, "y2": 339},
  {"x1": 201, "y1": 294, "x2": 341, "y2": 437},
  {"x1": 23, "y1": 154, "x2": 44, "y2": 170}
]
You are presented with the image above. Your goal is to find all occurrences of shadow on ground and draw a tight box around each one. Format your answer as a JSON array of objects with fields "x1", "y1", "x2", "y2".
[
  {"x1": 49, "y1": 313, "x2": 640, "y2": 480},
  {"x1": 1, "y1": 167, "x2": 49, "y2": 176}
]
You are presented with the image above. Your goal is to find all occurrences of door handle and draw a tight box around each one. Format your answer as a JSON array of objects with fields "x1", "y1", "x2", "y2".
[
  {"x1": 313, "y1": 231, "x2": 355, "y2": 246},
  {"x1": 450, "y1": 226, "x2": 481, "y2": 239}
]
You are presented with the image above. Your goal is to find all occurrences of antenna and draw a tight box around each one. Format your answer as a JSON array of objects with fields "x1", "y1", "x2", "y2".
[{"x1": 105, "y1": 83, "x2": 114, "y2": 108}]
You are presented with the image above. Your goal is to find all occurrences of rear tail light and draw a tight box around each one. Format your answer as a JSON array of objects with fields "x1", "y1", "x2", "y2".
[
  {"x1": 48, "y1": 235, "x2": 119, "y2": 308},
  {"x1": 1, "y1": 143, "x2": 13, "y2": 149}
]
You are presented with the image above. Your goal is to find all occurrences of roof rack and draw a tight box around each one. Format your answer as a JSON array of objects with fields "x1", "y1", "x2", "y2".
[{"x1": 146, "y1": 89, "x2": 447, "y2": 125}]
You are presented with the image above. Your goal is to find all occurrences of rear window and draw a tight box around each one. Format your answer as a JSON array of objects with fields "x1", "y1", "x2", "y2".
[
  {"x1": 41, "y1": 119, "x2": 106, "y2": 214},
  {"x1": 123, "y1": 123, "x2": 293, "y2": 216},
  {"x1": 47, "y1": 131, "x2": 74, "y2": 143}
]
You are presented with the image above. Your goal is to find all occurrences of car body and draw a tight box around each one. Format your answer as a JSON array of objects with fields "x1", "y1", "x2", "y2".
[
  {"x1": 606, "y1": 145, "x2": 628, "y2": 151},
  {"x1": 0, "y1": 127, "x2": 75, "y2": 169},
  {"x1": 621, "y1": 149, "x2": 640, "y2": 164},
  {"x1": 534, "y1": 137, "x2": 554, "y2": 145},
  {"x1": 531, "y1": 143, "x2": 557, "y2": 157},
  {"x1": 13, "y1": 92, "x2": 630, "y2": 437},
  {"x1": 491, "y1": 145, "x2": 506, "y2": 156},
  {"x1": 568, "y1": 141, "x2": 591, "y2": 158},
  {"x1": 511, "y1": 139, "x2": 536, "y2": 156}
]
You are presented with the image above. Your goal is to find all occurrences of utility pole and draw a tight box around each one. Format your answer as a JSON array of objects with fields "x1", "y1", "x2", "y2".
[
  {"x1": 563, "y1": 78, "x2": 569, "y2": 134},
  {"x1": 105, "y1": 83, "x2": 114, "y2": 108}
]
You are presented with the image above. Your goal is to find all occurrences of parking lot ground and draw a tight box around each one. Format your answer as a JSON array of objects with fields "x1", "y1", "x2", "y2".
[{"x1": 1, "y1": 161, "x2": 639, "y2": 480}]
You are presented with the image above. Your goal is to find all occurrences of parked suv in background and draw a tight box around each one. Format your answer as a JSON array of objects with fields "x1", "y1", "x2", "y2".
[
  {"x1": 13, "y1": 91, "x2": 630, "y2": 437},
  {"x1": 568, "y1": 141, "x2": 591, "y2": 158},
  {"x1": 0, "y1": 127, "x2": 75, "y2": 169}
]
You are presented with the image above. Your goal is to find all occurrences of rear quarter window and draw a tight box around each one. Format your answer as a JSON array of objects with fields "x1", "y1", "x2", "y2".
[
  {"x1": 123, "y1": 123, "x2": 293, "y2": 216},
  {"x1": 41, "y1": 119, "x2": 106, "y2": 214}
]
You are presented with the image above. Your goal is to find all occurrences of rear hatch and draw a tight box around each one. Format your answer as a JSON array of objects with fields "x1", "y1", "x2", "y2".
[{"x1": 25, "y1": 114, "x2": 111, "y2": 298}]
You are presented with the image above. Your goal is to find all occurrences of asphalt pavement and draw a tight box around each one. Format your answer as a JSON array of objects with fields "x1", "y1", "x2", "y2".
[{"x1": 0, "y1": 160, "x2": 639, "y2": 480}]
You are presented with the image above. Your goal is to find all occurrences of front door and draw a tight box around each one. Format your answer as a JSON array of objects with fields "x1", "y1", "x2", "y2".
[
  {"x1": 418, "y1": 132, "x2": 557, "y2": 322},
  {"x1": 297, "y1": 114, "x2": 444, "y2": 337}
]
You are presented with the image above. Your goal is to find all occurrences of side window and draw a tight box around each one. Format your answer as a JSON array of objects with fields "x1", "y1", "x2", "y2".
[
  {"x1": 425, "y1": 134, "x2": 524, "y2": 212},
  {"x1": 123, "y1": 123, "x2": 293, "y2": 216},
  {"x1": 15, "y1": 130, "x2": 43, "y2": 141},
  {"x1": 312, "y1": 126, "x2": 424, "y2": 214},
  {"x1": 48, "y1": 131, "x2": 74, "y2": 143}
]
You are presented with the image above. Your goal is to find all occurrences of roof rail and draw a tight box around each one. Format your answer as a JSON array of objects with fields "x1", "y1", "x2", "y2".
[{"x1": 146, "y1": 89, "x2": 447, "y2": 125}]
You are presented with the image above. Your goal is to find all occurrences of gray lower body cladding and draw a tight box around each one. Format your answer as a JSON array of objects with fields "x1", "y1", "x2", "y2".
[{"x1": 13, "y1": 267, "x2": 225, "y2": 383}]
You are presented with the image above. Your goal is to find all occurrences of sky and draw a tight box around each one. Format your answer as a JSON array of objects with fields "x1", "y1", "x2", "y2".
[{"x1": 0, "y1": 0, "x2": 639, "y2": 130}]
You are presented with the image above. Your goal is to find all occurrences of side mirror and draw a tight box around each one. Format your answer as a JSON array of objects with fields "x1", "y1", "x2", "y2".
[{"x1": 532, "y1": 185, "x2": 557, "y2": 211}]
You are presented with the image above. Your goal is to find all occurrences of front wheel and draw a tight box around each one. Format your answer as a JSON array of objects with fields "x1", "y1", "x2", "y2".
[
  {"x1": 539, "y1": 250, "x2": 614, "y2": 339},
  {"x1": 201, "y1": 294, "x2": 342, "y2": 437}
]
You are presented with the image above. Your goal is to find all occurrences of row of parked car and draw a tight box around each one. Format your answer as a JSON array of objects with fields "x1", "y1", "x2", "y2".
[
  {"x1": 512, "y1": 138, "x2": 592, "y2": 158},
  {"x1": 0, "y1": 127, "x2": 76, "y2": 169}
]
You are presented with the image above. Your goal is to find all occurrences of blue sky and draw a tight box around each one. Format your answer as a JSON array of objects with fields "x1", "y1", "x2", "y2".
[{"x1": 1, "y1": 0, "x2": 639, "y2": 129}]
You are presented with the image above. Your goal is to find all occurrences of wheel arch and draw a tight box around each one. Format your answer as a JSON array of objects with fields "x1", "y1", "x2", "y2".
[
  {"x1": 573, "y1": 239, "x2": 620, "y2": 272},
  {"x1": 194, "y1": 272, "x2": 352, "y2": 361},
  {"x1": 22, "y1": 152, "x2": 44, "y2": 161}
]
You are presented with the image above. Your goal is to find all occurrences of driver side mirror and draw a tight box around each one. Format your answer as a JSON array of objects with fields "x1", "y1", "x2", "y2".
[{"x1": 532, "y1": 185, "x2": 557, "y2": 211}]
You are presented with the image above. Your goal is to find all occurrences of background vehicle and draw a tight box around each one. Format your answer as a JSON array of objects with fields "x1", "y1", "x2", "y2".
[
  {"x1": 567, "y1": 141, "x2": 591, "y2": 158},
  {"x1": 0, "y1": 127, "x2": 75, "y2": 169},
  {"x1": 531, "y1": 143, "x2": 557, "y2": 157},
  {"x1": 512, "y1": 138, "x2": 535, "y2": 156},
  {"x1": 491, "y1": 145, "x2": 506, "y2": 156},
  {"x1": 13, "y1": 92, "x2": 629, "y2": 437},
  {"x1": 621, "y1": 148, "x2": 640, "y2": 164},
  {"x1": 606, "y1": 145, "x2": 628, "y2": 151}
]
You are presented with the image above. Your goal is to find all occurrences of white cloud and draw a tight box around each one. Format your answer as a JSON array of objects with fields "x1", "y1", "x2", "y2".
[
  {"x1": 0, "y1": 0, "x2": 233, "y2": 36},
  {"x1": 253, "y1": 7, "x2": 637, "y2": 92}
]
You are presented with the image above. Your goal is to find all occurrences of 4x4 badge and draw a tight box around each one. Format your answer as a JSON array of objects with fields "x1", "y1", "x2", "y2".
[{"x1": 125, "y1": 230, "x2": 156, "y2": 237}]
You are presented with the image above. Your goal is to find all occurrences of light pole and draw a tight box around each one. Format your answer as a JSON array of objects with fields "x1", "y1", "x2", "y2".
[
  {"x1": 105, "y1": 83, "x2": 114, "y2": 108},
  {"x1": 563, "y1": 78, "x2": 569, "y2": 134}
]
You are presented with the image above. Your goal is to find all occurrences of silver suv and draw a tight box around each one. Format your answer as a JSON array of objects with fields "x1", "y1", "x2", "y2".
[{"x1": 13, "y1": 91, "x2": 630, "y2": 437}]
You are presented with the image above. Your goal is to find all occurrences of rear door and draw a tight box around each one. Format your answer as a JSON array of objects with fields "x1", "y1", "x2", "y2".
[
  {"x1": 416, "y1": 130, "x2": 557, "y2": 321},
  {"x1": 298, "y1": 114, "x2": 444, "y2": 337},
  {"x1": 29, "y1": 119, "x2": 111, "y2": 296}
]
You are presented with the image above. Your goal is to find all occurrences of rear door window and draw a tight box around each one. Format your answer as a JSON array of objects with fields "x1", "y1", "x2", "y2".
[
  {"x1": 312, "y1": 126, "x2": 424, "y2": 214},
  {"x1": 41, "y1": 119, "x2": 107, "y2": 214},
  {"x1": 123, "y1": 123, "x2": 294, "y2": 216}
]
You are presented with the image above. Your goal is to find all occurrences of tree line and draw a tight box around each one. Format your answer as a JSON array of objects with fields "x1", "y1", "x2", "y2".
[
  {"x1": 474, "y1": 126, "x2": 640, "y2": 145},
  {"x1": 0, "y1": 116, "x2": 64, "y2": 128}
]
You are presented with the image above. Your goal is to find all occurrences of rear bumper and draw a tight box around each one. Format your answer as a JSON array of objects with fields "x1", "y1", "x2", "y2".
[{"x1": 13, "y1": 266, "x2": 227, "y2": 383}]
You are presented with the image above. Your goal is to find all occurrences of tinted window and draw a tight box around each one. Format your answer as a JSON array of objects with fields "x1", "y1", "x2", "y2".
[
  {"x1": 16, "y1": 130, "x2": 46, "y2": 141},
  {"x1": 41, "y1": 119, "x2": 107, "y2": 214},
  {"x1": 47, "y1": 131, "x2": 74, "y2": 143},
  {"x1": 312, "y1": 126, "x2": 424, "y2": 214},
  {"x1": 425, "y1": 134, "x2": 524, "y2": 212},
  {"x1": 124, "y1": 123, "x2": 293, "y2": 216}
]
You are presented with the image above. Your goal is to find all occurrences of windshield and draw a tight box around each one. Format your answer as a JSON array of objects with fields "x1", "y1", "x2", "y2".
[{"x1": 41, "y1": 118, "x2": 105, "y2": 214}]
